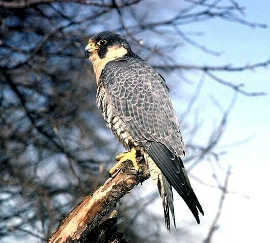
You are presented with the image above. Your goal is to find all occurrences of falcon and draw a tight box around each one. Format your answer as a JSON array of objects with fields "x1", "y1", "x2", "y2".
[{"x1": 85, "y1": 31, "x2": 204, "y2": 229}]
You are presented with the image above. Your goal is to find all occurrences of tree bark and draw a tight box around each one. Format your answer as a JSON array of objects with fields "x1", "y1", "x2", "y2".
[{"x1": 48, "y1": 159, "x2": 150, "y2": 243}]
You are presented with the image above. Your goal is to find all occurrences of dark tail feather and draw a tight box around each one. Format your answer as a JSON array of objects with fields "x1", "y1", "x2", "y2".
[
  {"x1": 147, "y1": 142, "x2": 204, "y2": 224},
  {"x1": 157, "y1": 175, "x2": 176, "y2": 230}
]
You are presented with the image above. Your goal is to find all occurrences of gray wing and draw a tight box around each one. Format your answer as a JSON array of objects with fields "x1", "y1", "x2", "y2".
[
  {"x1": 101, "y1": 57, "x2": 204, "y2": 222},
  {"x1": 101, "y1": 57, "x2": 184, "y2": 155}
]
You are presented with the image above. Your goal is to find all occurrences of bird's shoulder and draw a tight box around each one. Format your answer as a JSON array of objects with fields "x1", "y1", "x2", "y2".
[{"x1": 100, "y1": 55, "x2": 168, "y2": 92}]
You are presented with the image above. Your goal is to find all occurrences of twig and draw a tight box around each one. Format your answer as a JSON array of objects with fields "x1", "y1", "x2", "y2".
[
  {"x1": 0, "y1": 0, "x2": 142, "y2": 8},
  {"x1": 153, "y1": 59, "x2": 270, "y2": 72},
  {"x1": 9, "y1": 226, "x2": 45, "y2": 241},
  {"x1": 203, "y1": 166, "x2": 231, "y2": 243},
  {"x1": 187, "y1": 93, "x2": 236, "y2": 171},
  {"x1": 153, "y1": 61, "x2": 270, "y2": 96}
]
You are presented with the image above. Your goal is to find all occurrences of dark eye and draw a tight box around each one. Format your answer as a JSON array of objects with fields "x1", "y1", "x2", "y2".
[{"x1": 97, "y1": 39, "x2": 107, "y2": 46}]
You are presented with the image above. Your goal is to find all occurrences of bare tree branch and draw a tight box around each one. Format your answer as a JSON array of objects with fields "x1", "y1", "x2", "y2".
[
  {"x1": 203, "y1": 166, "x2": 231, "y2": 243},
  {"x1": 0, "y1": 0, "x2": 142, "y2": 9},
  {"x1": 205, "y1": 71, "x2": 266, "y2": 96},
  {"x1": 0, "y1": 1, "x2": 267, "y2": 242},
  {"x1": 153, "y1": 59, "x2": 270, "y2": 72},
  {"x1": 153, "y1": 60, "x2": 270, "y2": 96},
  {"x1": 187, "y1": 93, "x2": 237, "y2": 171},
  {"x1": 49, "y1": 159, "x2": 149, "y2": 243}
]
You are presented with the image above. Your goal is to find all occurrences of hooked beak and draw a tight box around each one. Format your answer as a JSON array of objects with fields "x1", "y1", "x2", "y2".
[{"x1": 85, "y1": 40, "x2": 98, "y2": 57}]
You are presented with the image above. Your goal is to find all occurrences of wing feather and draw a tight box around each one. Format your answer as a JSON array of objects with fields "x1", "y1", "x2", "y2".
[{"x1": 147, "y1": 142, "x2": 204, "y2": 223}]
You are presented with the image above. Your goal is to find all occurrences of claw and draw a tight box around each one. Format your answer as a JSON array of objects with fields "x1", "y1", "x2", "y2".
[{"x1": 109, "y1": 148, "x2": 139, "y2": 175}]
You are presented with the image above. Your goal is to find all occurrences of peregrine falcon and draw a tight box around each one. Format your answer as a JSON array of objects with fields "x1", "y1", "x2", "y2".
[{"x1": 85, "y1": 31, "x2": 204, "y2": 229}]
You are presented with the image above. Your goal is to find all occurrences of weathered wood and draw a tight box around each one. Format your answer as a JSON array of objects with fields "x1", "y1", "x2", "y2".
[{"x1": 48, "y1": 160, "x2": 149, "y2": 243}]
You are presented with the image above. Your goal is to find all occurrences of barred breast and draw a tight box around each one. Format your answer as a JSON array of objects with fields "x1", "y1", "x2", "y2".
[
  {"x1": 97, "y1": 84, "x2": 172, "y2": 223},
  {"x1": 97, "y1": 85, "x2": 137, "y2": 150}
]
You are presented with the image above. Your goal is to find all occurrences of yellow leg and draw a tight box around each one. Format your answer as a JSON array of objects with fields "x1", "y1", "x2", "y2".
[{"x1": 109, "y1": 148, "x2": 139, "y2": 175}]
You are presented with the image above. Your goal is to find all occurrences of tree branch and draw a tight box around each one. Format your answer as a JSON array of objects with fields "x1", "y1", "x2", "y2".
[
  {"x1": 48, "y1": 158, "x2": 150, "y2": 243},
  {"x1": 0, "y1": 0, "x2": 142, "y2": 9},
  {"x1": 153, "y1": 60, "x2": 270, "y2": 96},
  {"x1": 203, "y1": 166, "x2": 231, "y2": 243},
  {"x1": 153, "y1": 59, "x2": 270, "y2": 72}
]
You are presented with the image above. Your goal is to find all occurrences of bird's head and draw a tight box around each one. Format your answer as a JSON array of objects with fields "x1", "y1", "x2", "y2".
[
  {"x1": 85, "y1": 31, "x2": 132, "y2": 59},
  {"x1": 85, "y1": 31, "x2": 133, "y2": 82}
]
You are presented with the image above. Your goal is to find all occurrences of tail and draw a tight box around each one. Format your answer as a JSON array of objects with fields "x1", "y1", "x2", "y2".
[
  {"x1": 146, "y1": 142, "x2": 204, "y2": 225},
  {"x1": 158, "y1": 175, "x2": 175, "y2": 229},
  {"x1": 146, "y1": 154, "x2": 176, "y2": 230}
]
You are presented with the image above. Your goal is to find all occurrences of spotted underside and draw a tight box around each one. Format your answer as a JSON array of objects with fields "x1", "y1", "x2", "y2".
[{"x1": 97, "y1": 83, "x2": 175, "y2": 227}]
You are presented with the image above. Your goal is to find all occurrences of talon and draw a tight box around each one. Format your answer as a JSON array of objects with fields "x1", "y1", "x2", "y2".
[{"x1": 109, "y1": 148, "x2": 139, "y2": 175}]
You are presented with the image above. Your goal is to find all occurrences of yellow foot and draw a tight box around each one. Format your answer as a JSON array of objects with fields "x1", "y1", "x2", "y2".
[{"x1": 109, "y1": 148, "x2": 139, "y2": 175}]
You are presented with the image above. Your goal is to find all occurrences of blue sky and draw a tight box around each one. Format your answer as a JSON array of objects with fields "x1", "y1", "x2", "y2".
[
  {"x1": 61, "y1": 1, "x2": 270, "y2": 241},
  {"x1": 162, "y1": 1, "x2": 270, "y2": 242},
  {"x1": 120, "y1": 1, "x2": 270, "y2": 242},
  {"x1": 2, "y1": 1, "x2": 269, "y2": 243}
]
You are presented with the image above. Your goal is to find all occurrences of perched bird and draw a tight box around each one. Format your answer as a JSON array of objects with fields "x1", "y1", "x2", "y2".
[{"x1": 85, "y1": 31, "x2": 204, "y2": 229}]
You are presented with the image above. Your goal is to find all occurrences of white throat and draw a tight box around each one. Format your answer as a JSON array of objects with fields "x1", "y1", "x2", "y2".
[{"x1": 89, "y1": 45, "x2": 128, "y2": 84}]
